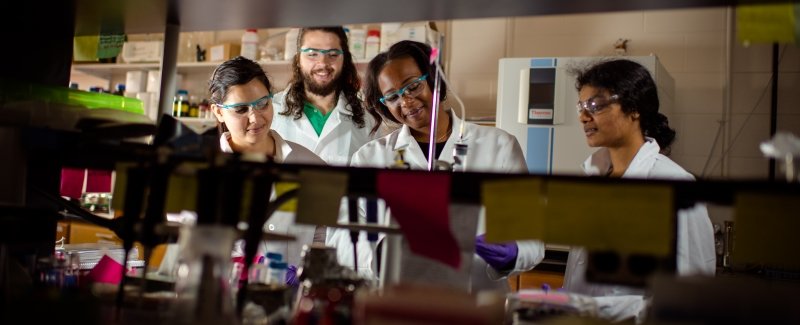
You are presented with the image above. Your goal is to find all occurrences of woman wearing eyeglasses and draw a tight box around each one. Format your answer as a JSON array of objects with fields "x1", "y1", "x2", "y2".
[
  {"x1": 566, "y1": 59, "x2": 715, "y2": 321},
  {"x1": 210, "y1": 56, "x2": 323, "y2": 163},
  {"x1": 159, "y1": 57, "x2": 328, "y2": 285},
  {"x1": 343, "y1": 40, "x2": 544, "y2": 292},
  {"x1": 209, "y1": 56, "x2": 325, "y2": 284}
]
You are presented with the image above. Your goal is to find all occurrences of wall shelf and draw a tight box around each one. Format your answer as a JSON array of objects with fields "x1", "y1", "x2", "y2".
[{"x1": 71, "y1": 59, "x2": 371, "y2": 79}]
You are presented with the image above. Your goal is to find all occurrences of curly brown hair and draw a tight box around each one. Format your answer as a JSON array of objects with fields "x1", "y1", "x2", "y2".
[{"x1": 280, "y1": 27, "x2": 379, "y2": 132}]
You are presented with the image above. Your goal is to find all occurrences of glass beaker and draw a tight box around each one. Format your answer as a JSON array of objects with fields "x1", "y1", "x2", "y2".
[{"x1": 172, "y1": 225, "x2": 239, "y2": 324}]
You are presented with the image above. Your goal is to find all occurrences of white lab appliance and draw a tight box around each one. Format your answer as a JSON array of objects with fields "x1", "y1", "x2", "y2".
[{"x1": 496, "y1": 56, "x2": 674, "y2": 175}]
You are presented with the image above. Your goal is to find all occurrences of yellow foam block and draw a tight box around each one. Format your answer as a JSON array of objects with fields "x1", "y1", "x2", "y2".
[
  {"x1": 483, "y1": 178, "x2": 546, "y2": 242},
  {"x1": 545, "y1": 181, "x2": 673, "y2": 256},
  {"x1": 295, "y1": 170, "x2": 348, "y2": 227}
]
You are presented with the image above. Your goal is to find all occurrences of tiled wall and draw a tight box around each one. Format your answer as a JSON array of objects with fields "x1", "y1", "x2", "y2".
[{"x1": 447, "y1": 8, "x2": 799, "y2": 179}]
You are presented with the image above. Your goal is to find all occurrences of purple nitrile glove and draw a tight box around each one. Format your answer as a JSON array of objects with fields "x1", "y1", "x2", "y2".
[
  {"x1": 285, "y1": 264, "x2": 299, "y2": 287},
  {"x1": 475, "y1": 234, "x2": 518, "y2": 271}
]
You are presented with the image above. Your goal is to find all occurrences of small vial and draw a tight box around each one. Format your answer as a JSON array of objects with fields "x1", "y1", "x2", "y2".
[
  {"x1": 452, "y1": 142, "x2": 468, "y2": 172},
  {"x1": 268, "y1": 261, "x2": 288, "y2": 285}
]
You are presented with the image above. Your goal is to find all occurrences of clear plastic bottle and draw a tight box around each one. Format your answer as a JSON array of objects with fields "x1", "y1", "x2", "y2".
[
  {"x1": 241, "y1": 29, "x2": 259, "y2": 61},
  {"x1": 180, "y1": 32, "x2": 196, "y2": 62},
  {"x1": 365, "y1": 30, "x2": 381, "y2": 60}
]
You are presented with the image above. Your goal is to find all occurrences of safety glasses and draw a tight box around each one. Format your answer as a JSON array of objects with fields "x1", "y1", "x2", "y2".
[
  {"x1": 379, "y1": 74, "x2": 429, "y2": 108},
  {"x1": 216, "y1": 94, "x2": 273, "y2": 116},
  {"x1": 300, "y1": 48, "x2": 344, "y2": 61},
  {"x1": 576, "y1": 94, "x2": 619, "y2": 115}
]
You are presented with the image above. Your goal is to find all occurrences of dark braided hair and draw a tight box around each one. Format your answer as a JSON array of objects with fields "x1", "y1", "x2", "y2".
[
  {"x1": 574, "y1": 59, "x2": 675, "y2": 154},
  {"x1": 363, "y1": 40, "x2": 447, "y2": 135}
]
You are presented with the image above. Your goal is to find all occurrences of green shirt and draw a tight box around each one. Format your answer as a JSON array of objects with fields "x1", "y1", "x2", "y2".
[{"x1": 303, "y1": 102, "x2": 333, "y2": 136}]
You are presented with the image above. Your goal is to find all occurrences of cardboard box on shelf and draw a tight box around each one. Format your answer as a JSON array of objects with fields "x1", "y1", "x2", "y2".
[
  {"x1": 208, "y1": 43, "x2": 241, "y2": 62},
  {"x1": 125, "y1": 70, "x2": 148, "y2": 93},
  {"x1": 121, "y1": 41, "x2": 163, "y2": 63},
  {"x1": 380, "y1": 21, "x2": 440, "y2": 52}
]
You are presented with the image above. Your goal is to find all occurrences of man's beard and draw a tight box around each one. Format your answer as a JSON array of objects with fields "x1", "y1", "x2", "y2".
[{"x1": 303, "y1": 67, "x2": 341, "y2": 97}]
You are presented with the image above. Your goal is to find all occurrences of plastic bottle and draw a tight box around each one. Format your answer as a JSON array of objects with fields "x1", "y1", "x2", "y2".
[
  {"x1": 189, "y1": 95, "x2": 199, "y2": 117},
  {"x1": 365, "y1": 30, "x2": 381, "y2": 60},
  {"x1": 249, "y1": 257, "x2": 269, "y2": 284},
  {"x1": 268, "y1": 261, "x2": 288, "y2": 285},
  {"x1": 181, "y1": 32, "x2": 196, "y2": 62},
  {"x1": 241, "y1": 29, "x2": 259, "y2": 61},
  {"x1": 284, "y1": 28, "x2": 299, "y2": 61},
  {"x1": 349, "y1": 28, "x2": 366, "y2": 60},
  {"x1": 114, "y1": 83, "x2": 126, "y2": 96},
  {"x1": 174, "y1": 90, "x2": 189, "y2": 117},
  {"x1": 199, "y1": 99, "x2": 211, "y2": 118}
]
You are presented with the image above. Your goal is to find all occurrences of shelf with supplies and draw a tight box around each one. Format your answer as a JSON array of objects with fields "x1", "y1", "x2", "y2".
[{"x1": 71, "y1": 59, "x2": 372, "y2": 79}]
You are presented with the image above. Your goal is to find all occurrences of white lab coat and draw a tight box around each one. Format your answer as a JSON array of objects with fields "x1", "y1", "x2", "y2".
[
  {"x1": 336, "y1": 110, "x2": 545, "y2": 291},
  {"x1": 563, "y1": 137, "x2": 716, "y2": 322},
  {"x1": 158, "y1": 131, "x2": 326, "y2": 275},
  {"x1": 271, "y1": 89, "x2": 378, "y2": 166}
]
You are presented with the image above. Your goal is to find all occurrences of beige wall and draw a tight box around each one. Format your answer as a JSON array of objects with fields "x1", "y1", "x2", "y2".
[{"x1": 446, "y1": 8, "x2": 800, "y2": 179}]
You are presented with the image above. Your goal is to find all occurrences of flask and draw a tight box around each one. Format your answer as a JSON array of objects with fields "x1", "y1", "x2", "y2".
[
  {"x1": 365, "y1": 30, "x2": 380, "y2": 59},
  {"x1": 241, "y1": 29, "x2": 259, "y2": 61}
]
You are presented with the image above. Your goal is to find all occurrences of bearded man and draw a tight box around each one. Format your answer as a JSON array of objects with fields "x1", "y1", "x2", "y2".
[{"x1": 272, "y1": 26, "x2": 381, "y2": 166}]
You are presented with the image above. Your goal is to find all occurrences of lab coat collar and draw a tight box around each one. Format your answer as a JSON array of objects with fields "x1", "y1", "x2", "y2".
[
  {"x1": 581, "y1": 137, "x2": 660, "y2": 178},
  {"x1": 317, "y1": 94, "x2": 350, "y2": 139},
  {"x1": 219, "y1": 130, "x2": 292, "y2": 163},
  {"x1": 622, "y1": 137, "x2": 660, "y2": 178},
  {"x1": 286, "y1": 91, "x2": 352, "y2": 141},
  {"x1": 392, "y1": 109, "x2": 459, "y2": 169}
]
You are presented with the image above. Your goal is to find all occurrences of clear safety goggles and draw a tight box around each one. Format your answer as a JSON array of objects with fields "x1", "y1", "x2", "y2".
[
  {"x1": 379, "y1": 74, "x2": 429, "y2": 108},
  {"x1": 576, "y1": 94, "x2": 619, "y2": 115},
  {"x1": 216, "y1": 94, "x2": 273, "y2": 116},
  {"x1": 300, "y1": 48, "x2": 344, "y2": 61}
]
